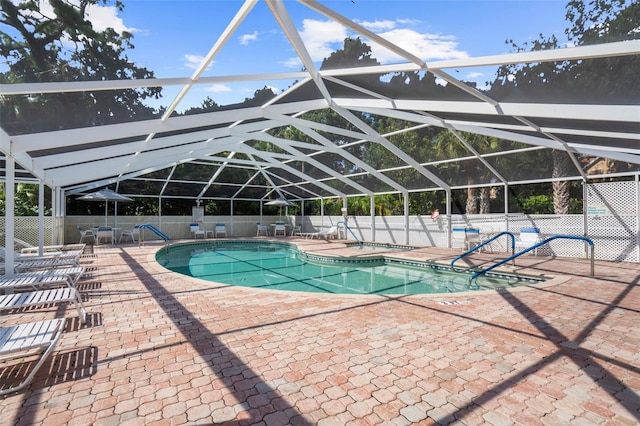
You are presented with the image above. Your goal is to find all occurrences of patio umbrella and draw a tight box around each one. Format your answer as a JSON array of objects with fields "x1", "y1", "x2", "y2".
[
  {"x1": 77, "y1": 188, "x2": 133, "y2": 227},
  {"x1": 265, "y1": 197, "x2": 296, "y2": 221}
]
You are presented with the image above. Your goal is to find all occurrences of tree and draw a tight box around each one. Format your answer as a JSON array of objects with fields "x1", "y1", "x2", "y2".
[
  {"x1": 489, "y1": 0, "x2": 639, "y2": 214},
  {"x1": 0, "y1": 183, "x2": 51, "y2": 215},
  {"x1": 0, "y1": 0, "x2": 161, "y2": 134}
]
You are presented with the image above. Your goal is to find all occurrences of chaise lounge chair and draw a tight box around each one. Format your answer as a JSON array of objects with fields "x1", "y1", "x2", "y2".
[
  {"x1": 0, "y1": 287, "x2": 87, "y2": 323},
  {"x1": 0, "y1": 318, "x2": 66, "y2": 396},
  {"x1": 304, "y1": 226, "x2": 338, "y2": 240},
  {"x1": 0, "y1": 266, "x2": 85, "y2": 292}
]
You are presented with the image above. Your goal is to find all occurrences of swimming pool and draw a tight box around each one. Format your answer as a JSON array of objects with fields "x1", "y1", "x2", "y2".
[{"x1": 156, "y1": 241, "x2": 544, "y2": 295}]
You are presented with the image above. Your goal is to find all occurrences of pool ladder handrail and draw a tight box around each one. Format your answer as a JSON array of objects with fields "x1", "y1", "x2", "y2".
[
  {"x1": 450, "y1": 231, "x2": 516, "y2": 270},
  {"x1": 337, "y1": 221, "x2": 362, "y2": 245},
  {"x1": 136, "y1": 223, "x2": 170, "y2": 246},
  {"x1": 469, "y1": 235, "x2": 595, "y2": 286}
]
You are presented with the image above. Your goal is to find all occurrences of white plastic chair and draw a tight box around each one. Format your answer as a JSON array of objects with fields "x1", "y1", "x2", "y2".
[
  {"x1": 256, "y1": 224, "x2": 270, "y2": 236},
  {"x1": 273, "y1": 223, "x2": 286, "y2": 237},
  {"x1": 119, "y1": 227, "x2": 139, "y2": 243},
  {"x1": 95, "y1": 227, "x2": 114, "y2": 245},
  {"x1": 515, "y1": 227, "x2": 543, "y2": 255},
  {"x1": 452, "y1": 227, "x2": 481, "y2": 251},
  {"x1": 215, "y1": 224, "x2": 227, "y2": 238},
  {"x1": 190, "y1": 223, "x2": 205, "y2": 239},
  {"x1": 290, "y1": 225, "x2": 302, "y2": 237},
  {"x1": 78, "y1": 226, "x2": 95, "y2": 244}
]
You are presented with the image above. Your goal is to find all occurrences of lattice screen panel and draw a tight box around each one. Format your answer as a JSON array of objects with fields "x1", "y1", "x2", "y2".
[
  {"x1": 0, "y1": 217, "x2": 55, "y2": 249},
  {"x1": 585, "y1": 181, "x2": 638, "y2": 262}
]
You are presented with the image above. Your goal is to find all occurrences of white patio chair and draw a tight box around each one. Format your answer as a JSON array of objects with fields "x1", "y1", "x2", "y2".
[
  {"x1": 77, "y1": 226, "x2": 95, "y2": 244},
  {"x1": 95, "y1": 227, "x2": 114, "y2": 245},
  {"x1": 452, "y1": 227, "x2": 482, "y2": 251},
  {"x1": 119, "y1": 227, "x2": 139, "y2": 243},
  {"x1": 215, "y1": 224, "x2": 227, "y2": 238},
  {"x1": 190, "y1": 223, "x2": 205, "y2": 239},
  {"x1": 273, "y1": 223, "x2": 287, "y2": 237},
  {"x1": 514, "y1": 227, "x2": 543, "y2": 255},
  {"x1": 256, "y1": 223, "x2": 270, "y2": 236}
]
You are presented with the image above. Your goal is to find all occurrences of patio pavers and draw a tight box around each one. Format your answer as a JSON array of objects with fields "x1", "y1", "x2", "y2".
[{"x1": 1, "y1": 239, "x2": 638, "y2": 425}]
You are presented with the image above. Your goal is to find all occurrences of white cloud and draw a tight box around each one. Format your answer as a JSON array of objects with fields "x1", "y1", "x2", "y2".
[
  {"x1": 295, "y1": 18, "x2": 467, "y2": 66},
  {"x1": 355, "y1": 19, "x2": 397, "y2": 32},
  {"x1": 300, "y1": 19, "x2": 348, "y2": 62},
  {"x1": 204, "y1": 84, "x2": 232, "y2": 93},
  {"x1": 466, "y1": 72, "x2": 483, "y2": 79},
  {"x1": 184, "y1": 54, "x2": 210, "y2": 70},
  {"x1": 397, "y1": 18, "x2": 421, "y2": 25},
  {"x1": 85, "y1": 2, "x2": 138, "y2": 34},
  {"x1": 281, "y1": 57, "x2": 303, "y2": 69},
  {"x1": 371, "y1": 29, "x2": 468, "y2": 63},
  {"x1": 240, "y1": 31, "x2": 259, "y2": 45}
]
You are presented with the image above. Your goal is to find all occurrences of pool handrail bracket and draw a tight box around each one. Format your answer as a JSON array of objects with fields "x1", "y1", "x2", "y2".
[
  {"x1": 469, "y1": 235, "x2": 595, "y2": 285},
  {"x1": 337, "y1": 221, "x2": 362, "y2": 245},
  {"x1": 450, "y1": 231, "x2": 516, "y2": 270}
]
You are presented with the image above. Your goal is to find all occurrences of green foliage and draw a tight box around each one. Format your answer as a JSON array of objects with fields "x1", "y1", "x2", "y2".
[
  {"x1": 0, "y1": 183, "x2": 52, "y2": 216},
  {"x1": 520, "y1": 195, "x2": 554, "y2": 214},
  {"x1": 0, "y1": 0, "x2": 161, "y2": 134},
  {"x1": 490, "y1": 0, "x2": 639, "y2": 103}
]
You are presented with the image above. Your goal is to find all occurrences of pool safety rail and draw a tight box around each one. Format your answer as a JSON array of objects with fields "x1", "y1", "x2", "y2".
[
  {"x1": 469, "y1": 235, "x2": 595, "y2": 286},
  {"x1": 136, "y1": 224, "x2": 170, "y2": 244},
  {"x1": 337, "y1": 221, "x2": 362, "y2": 245},
  {"x1": 451, "y1": 231, "x2": 517, "y2": 269}
]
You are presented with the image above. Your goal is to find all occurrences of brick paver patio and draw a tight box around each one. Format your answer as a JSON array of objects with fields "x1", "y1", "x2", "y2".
[{"x1": 1, "y1": 238, "x2": 638, "y2": 425}]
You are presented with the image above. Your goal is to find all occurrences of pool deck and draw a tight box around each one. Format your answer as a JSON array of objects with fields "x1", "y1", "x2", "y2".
[{"x1": 1, "y1": 237, "x2": 638, "y2": 425}]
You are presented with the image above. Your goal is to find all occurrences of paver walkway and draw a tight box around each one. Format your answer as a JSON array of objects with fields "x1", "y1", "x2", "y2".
[{"x1": 0, "y1": 239, "x2": 638, "y2": 425}]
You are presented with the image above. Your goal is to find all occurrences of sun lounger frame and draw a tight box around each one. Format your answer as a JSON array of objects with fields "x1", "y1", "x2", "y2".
[
  {"x1": 0, "y1": 288, "x2": 86, "y2": 323},
  {"x1": 0, "y1": 319, "x2": 66, "y2": 396}
]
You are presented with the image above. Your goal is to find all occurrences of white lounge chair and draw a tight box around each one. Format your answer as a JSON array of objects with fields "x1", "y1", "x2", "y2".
[
  {"x1": 0, "y1": 287, "x2": 86, "y2": 323},
  {"x1": 20, "y1": 243, "x2": 86, "y2": 255},
  {"x1": 0, "y1": 266, "x2": 85, "y2": 292},
  {"x1": 305, "y1": 226, "x2": 338, "y2": 240},
  {"x1": 0, "y1": 319, "x2": 66, "y2": 396},
  {"x1": 14, "y1": 249, "x2": 84, "y2": 262}
]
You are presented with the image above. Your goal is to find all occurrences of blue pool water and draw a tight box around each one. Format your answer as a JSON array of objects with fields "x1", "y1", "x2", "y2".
[{"x1": 156, "y1": 241, "x2": 543, "y2": 295}]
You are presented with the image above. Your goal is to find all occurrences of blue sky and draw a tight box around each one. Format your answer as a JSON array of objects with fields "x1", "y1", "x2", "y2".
[{"x1": 36, "y1": 0, "x2": 573, "y2": 111}]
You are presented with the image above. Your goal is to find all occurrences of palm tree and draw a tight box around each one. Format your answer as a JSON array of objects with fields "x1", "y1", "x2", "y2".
[{"x1": 552, "y1": 150, "x2": 572, "y2": 214}]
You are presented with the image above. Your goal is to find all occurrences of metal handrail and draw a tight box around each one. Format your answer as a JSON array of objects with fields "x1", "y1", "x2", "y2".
[
  {"x1": 470, "y1": 235, "x2": 595, "y2": 285},
  {"x1": 337, "y1": 221, "x2": 361, "y2": 245},
  {"x1": 136, "y1": 223, "x2": 170, "y2": 245},
  {"x1": 450, "y1": 231, "x2": 516, "y2": 270}
]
